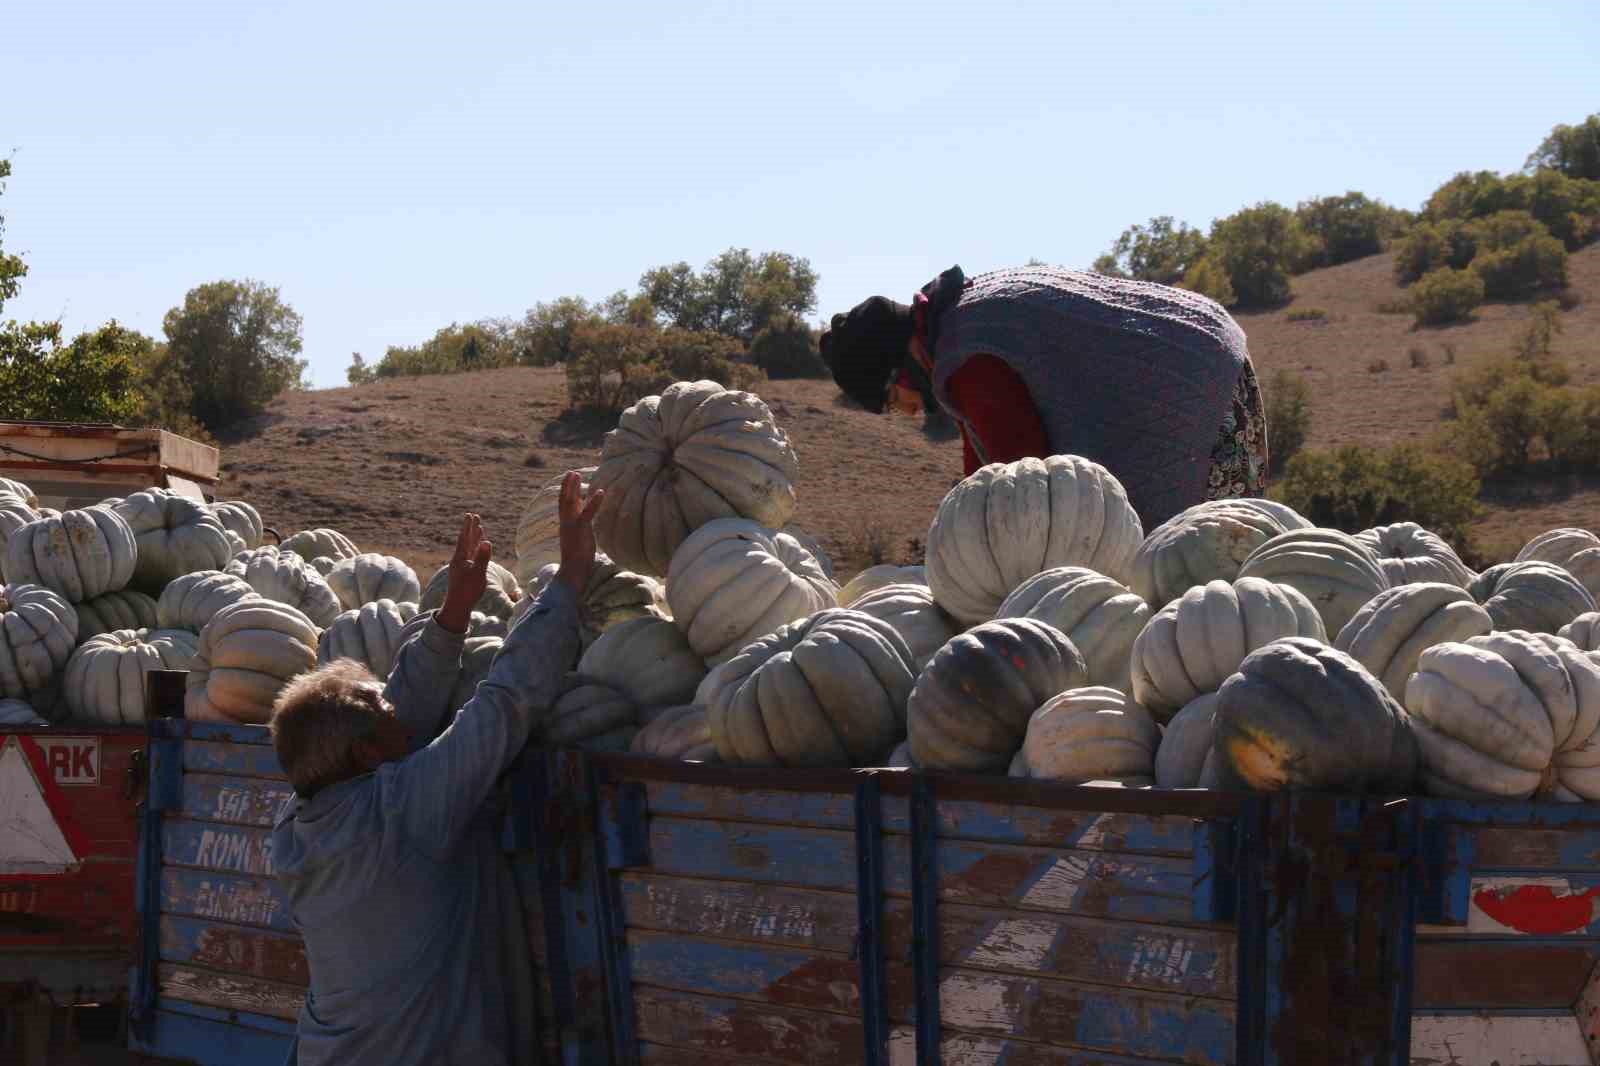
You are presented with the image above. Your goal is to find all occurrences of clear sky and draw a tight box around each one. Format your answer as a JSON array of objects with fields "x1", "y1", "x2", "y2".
[{"x1": 3, "y1": 0, "x2": 1595, "y2": 387}]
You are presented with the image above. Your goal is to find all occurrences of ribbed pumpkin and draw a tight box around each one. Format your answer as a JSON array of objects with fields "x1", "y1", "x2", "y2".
[
  {"x1": 397, "y1": 608, "x2": 507, "y2": 645},
  {"x1": 1153, "y1": 693, "x2": 1221, "y2": 789},
  {"x1": 0, "y1": 583, "x2": 79, "y2": 707},
  {"x1": 927, "y1": 456, "x2": 1143, "y2": 625},
  {"x1": 524, "y1": 555, "x2": 667, "y2": 648},
  {"x1": 513, "y1": 467, "x2": 596, "y2": 585},
  {"x1": 1333, "y1": 583, "x2": 1493, "y2": 700},
  {"x1": 0, "y1": 491, "x2": 39, "y2": 562},
  {"x1": 1559, "y1": 612, "x2": 1600, "y2": 652},
  {"x1": 279, "y1": 528, "x2": 359, "y2": 564},
  {"x1": 184, "y1": 599, "x2": 319, "y2": 723},
  {"x1": 845, "y1": 583, "x2": 956, "y2": 671},
  {"x1": 1228, "y1": 498, "x2": 1312, "y2": 532},
  {"x1": 838, "y1": 564, "x2": 927, "y2": 608},
  {"x1": 0, "y1": 698, "x2": 47, "y2": 726},
  {"x1": 546, "y1": 676, "x2": 637, "y2": 751},
  {"x1": 907, "y1": 618, "x2": 1088, "y2": 772},
  {"x1": 325, "y1": 553, "x2": 421, "y2": 611},
  {"x1": 1515, "y1": 528, "x2": 1600, "y2": 601},
  {"x1": 111, "y1": 490, "x2": 232, "y2": 589},
  {"x1": 591, "y1": 380, "x2": 800, "y2": 576},
  {"x1": 76, "y1": 589, "x2": 160, "y2": 641},
  {"x1": 1130, "y1": 577, "x2": 1325, "y2": 722},
  {"x1": 3, "y1": 507, "x2": 137, "y2": 602},
  {"x1": 1214, "y1": 637, "x2": 1418, "y2": 793},
  {"x1": 782, "y1": 526, "x2": 835, "y2": 579},
  {"x1": 317, "y1": 599, "x2": 420, "y2": 680},
  {"x1": 1011, "y1": 686, "x2": 1159, "y2": 784},
  {"x1": 1469, "y1": 561, "x2": 1596, "y2": 634},
  {"x1": 1405, "y1": 632, "x2": 1600, "y2": 800},
  {"x1": 0, "y1": 477, "x2": 38, "y2": 507},
  {"x1": 1236, "y1": 528, "x2": 1390, "y2": 638},
  {"x1": 226, "y1": 547, "x2": 342, "y2": 629},
  {"x1": 997, "y1": 567, "x2": 1149, "y2": 695},
  {"x1": 1354, "y1": 523, "x2": 1475, "y2": 588},
  {"x1": 419, "y1": 560, "x2": 522, "y2": 621},
  {"x1": 62, "y1": 628, "x2": 199, "y2": 724},
  {"x1": 448, "y1": 636, "x2": 503, "y2": 710},
  {"x1": 631, "y1": 704, "x2": 717, "y2": 761},
  {"x1": 701, "y1": 608, "x2": 916, "y2": 767},
  {"x1": 156, "y1": 572, "x2": 256, "y2": 634},
  {"x1": 1130, "y1": 500, "x2": 1289, "y2": 610},
  {"x1": 213, "y1": 501, "x2": 265, "y2": 552},
  {"x1": 308, "y1": 557, "x2": 338, "y2": 577},
  {"x1": 578, "y1": 616, "x2": 705, "y2": 708},
  {"x1": 666, "y1": 519, "x2": 838, "y2": 666}
]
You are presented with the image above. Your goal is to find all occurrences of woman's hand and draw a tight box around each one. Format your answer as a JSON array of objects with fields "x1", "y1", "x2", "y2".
[
  {"x1": 555, "y1": 471, "x2": 604, "y2": 597},
  {"x1": 438, "y1": 513, "x2": 491, "y2": 634}
]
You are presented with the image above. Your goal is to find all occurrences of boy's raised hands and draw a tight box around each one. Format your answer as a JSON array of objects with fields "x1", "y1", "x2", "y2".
[
  {"x1": 438, "y1": 513, "x2": 491, "y2": 634},
  {"x1": 556, "y1": 471, "x2": 604, "y2": 598}
]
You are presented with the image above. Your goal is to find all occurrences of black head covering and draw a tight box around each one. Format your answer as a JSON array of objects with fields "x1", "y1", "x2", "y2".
[{"x1": 818, "y1": 295, "x2": 915, "y2": 413}]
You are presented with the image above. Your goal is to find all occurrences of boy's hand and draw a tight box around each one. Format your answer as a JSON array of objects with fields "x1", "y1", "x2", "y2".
[
  {"x1": 438, "y1": 513, "x2": 491, "y2": 634},
  {"x1": 555, "y1": 471, "x2": 604, "y2": 598}
]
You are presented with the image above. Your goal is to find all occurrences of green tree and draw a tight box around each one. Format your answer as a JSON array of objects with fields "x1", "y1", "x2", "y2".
[
  {"x1": 1294, "y1": 192, "x2": 1395, "y2": 267},
  {"x1": 1092, "y1": 216, "x2": 1208, "y2": 286},
  {"x1": 1423, "y1": 168, "x2": 1600, "y2": 249},
  {"x1": 1177, "y1": 255, "x2": 1236, "y2": 305},
  {"x1": 367, "y1": 321, "x2": 514, "y2": 379},
  {"x1": 1274, "y1": 444, "x2": 1479, "y2": 550},
  {"x1": 1264, "y1": 369, "x2": 1312, "y2": 476},
  {"x1": 1410, "y1": 268, "x2": 1484, "y2": 326},
  {"x1": 517, "y1": 296, "x2": 603, "y2": 365},
  {"x1": 0, "y1": 160, "x2": 24, "y2": 316},
  {"x1": 0, "y1": 320, "x2": 144, "y2": 423},
  {"x1": 1527, "y1": 114, "x2": 1600, "y2": 181},
  {"x1": 751, "y1": 312, "x2": 827, "y2": 379},
  {"x1": 640, "y1": 249, "x2": 817, "y2": 341},
  {"x1": 162, "y1": 280, "x2": 307, "y2": 430},
  {"x1": 1207, "y1": 203, "x2": 1317, "y2": 307}
]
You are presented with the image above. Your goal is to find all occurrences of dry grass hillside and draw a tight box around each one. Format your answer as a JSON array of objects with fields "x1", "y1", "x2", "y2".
[{"x1": 217, "y1": 245, "x2": 1600, "y2": 580}]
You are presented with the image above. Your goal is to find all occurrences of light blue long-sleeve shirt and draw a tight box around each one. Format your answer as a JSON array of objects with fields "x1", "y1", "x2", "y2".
[{"x1": 271, "y1": 580, "x2": 579, "y2": 1066}]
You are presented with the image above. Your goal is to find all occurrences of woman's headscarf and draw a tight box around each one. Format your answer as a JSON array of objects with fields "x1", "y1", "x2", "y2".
[{"x1": 818, "y1": 296, "x2": 915, "y2": 413}]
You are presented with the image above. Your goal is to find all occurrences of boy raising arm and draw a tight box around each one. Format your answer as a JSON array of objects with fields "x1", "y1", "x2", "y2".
[{"x1": 269, "y1": 472, "x2": 600, "y2": 1066}]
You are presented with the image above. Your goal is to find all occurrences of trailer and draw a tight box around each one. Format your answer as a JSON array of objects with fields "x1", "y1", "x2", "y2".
[{"x1": 0, "y1": 421, "x2": 220, "y2": 509}]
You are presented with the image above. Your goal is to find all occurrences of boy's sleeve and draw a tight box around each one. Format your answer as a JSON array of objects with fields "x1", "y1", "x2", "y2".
[
  {"x1": 384, "y1": 614, "x2": 467, "y2": 752},
  {"x1": 383, "y1": 581, "x2": 580, "y2": 858}
]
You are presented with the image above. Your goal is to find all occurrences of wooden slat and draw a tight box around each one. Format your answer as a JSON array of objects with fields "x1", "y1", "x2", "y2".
[
  {"x1": 1410, "y1": 1013, "x2": 1590, "y2": 1065},
  {"x1": 620, "y1": 874, "x2": 861, "y2": 953},
  {"x1": 888, "y1": 1027, "x2": 1183, "y2": 1066},
  {"x1": 927, "y1": 798, "x2": 1195, "y2": 855},
  {"x1": 180, "y1": 773, "x2": 294, "y2": 827},
  {"x1": 181, "y1": 740, "x2": 284, "y2": 779},
  {"x1": 160, "y1": 867, "x2": 290, "y2": 931},
  {"x1": 159, "y1": 915, "x2": 307, "y2": 986},
  {"x1": 634, "y1": 986, "x2": 863, "y2": 1062},
  {"x1": 1414, "y1": 939, "x2": 1600, "y2": 1009},
  {"x1": 640, "y1": 780, "x2": 863, "y2": 829},
  {"x1": 645, "y1": 818, "x2": 857, "y2": 891},
  {"x1": 1475, "y1": 826, "x2": 1600, "y2": 869},
  {"x1": 158, "y1": 962, "x2": 303, "y2": 1022},
  {"x1": 162, "y1": 819, "x2": 276, "y2": 876},
  {"x1": 1466, "y1": 876, "x2": 1600, "y2": 935},
  {"x1": 627, "y1": 930, "x2": 860, "y2": 1015},
  {"x1": 639, "y1": 1042, "x2": 794, "y2": 1065}
]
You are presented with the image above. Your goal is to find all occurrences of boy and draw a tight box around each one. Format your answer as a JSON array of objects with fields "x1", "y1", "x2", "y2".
[{"x1": 269, "y1": 472, "x2": 600, "y2": 1065}]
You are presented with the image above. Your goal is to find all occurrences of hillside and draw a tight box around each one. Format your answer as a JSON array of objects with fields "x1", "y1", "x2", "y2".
[{"x1": 217, "y1": 245, "x2": 1600, "y2": 579}]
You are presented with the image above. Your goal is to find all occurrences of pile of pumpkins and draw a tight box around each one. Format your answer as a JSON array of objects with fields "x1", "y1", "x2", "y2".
[{"x1": 4, "y1": 377, "x2": 1600, "y2": 806}]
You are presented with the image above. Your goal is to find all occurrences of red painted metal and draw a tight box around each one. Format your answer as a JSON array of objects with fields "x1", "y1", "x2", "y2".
[{"x1": 1471, "y1": 882, "x2": 1600, "y2": 935}]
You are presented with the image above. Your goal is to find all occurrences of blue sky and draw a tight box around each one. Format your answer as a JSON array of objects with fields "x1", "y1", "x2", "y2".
[{"x1": 3, "y1": 0, "x2": 1595, "y2": 387}]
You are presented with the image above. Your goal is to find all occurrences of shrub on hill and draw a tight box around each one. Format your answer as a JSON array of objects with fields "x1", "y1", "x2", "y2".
[
  {"x1": 1528, "y1": 114, "x2": 1600, "y2": 181},
  {"x1": 1207, "y1": 202, "x2": 1318, "y2": 308},
  {"x1": 1264, "y1": 369, "x2": 1311, "y2": 476},
  {"x1": 751, "y1": 313, "x2": 828, "y2": 379},
  {"x1": 1274, "y1": 444, "x2": 1479, "y2": 552},
  {"x1": 1294, "y1": 191, "x2": 1413, "y2": 268},
  {"x1": 1410, "y1": 268, "x2": 1484, "y2": 326},
  {"x1": 1423, "y1": 169, "x2": 1600, "y2": 250}
]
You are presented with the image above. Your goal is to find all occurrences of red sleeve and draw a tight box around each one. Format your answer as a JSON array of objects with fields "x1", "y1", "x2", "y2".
[{"x1": 945, "y1": 354, "x2": 1050, "y2": 474}]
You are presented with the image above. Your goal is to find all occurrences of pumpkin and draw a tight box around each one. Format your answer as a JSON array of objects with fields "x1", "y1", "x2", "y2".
[
  {"x1": 782, "y1": 526, "x2": 835, "y2": 579},
  {"x1": 111, "y1": 490, "x2": 232, "y2": 589},
  {"x1": 845, "y1": 583, "x2": 956, "y2": 671},
  {"x1": 1559, "y1": 612, "x2": 1600, "y2": 652},
  {"x1": 317, "y1": 599, "x2": 420, "y2": 680},
  {"x1": 926, "y1": 456, "x2": 1143, "y2": 625},
  {"x1": 701, "y1": 608, "x2": 916, "y2": 767},
  {"x1": 578, "y1": 616, "x2": 705, "y2": 708},
  {"x1": 1130, "y1": 577, "x2": 1325, "y2": 722},
  {"x1": 226, "y1": 547, "x2": 342, "y2": 629},
  {"x1": 838, "y1": 564, "x2": 927, "y2": 608},
  {"x1": 907, "y1": 618, "x2": 1088, "y2": 773},
  {"x1": 222, "y1": 529, "x2": 247, "y2": 557},
  {"x1": 3, "y1": 507, "x2": 138, "y2": 602},
  {"x1": 1405, "y1": 632, "x2": 1600, "y2": 800},
  {"x1": 279, "y1": 528, "x2": 359, "y2": 563},
  {"x1": 546, "y1": 676, "x2": 637, "y2": 751},
  {"x1": 213, "y1": 501, "x2": 265, "y2": 551},
  {"x1": 0, "y1": 477, "x2": 38, "y2": 508},
  {"x1": 1213, "y1": 637, "x2": 1418, "y2": 794},
  {"x1": 631, "y1": 704, "x2": 717, "y2": 761},
  {"x1": 157, "y1": 571, "x2": 257, "y2": 634},
  {"x1": 1470, "y1": 561, "x2": 1596, "y2": 634},
  {"x1": 513, "y1": 467, "x2": 596, "y2": 585},
  {"x1": 1153, "y1": 693, "x2": 1221, "y2": 789},
  {"x1": 76, "y1": 590, "x2": 160, "y2": 641},
  {"x1": 419, "y1": 559, "x2": 522, "y2": 620},
  {"x1": 325, "y1": 552, "x2": 421, "y2": 611},
  {"x1": 184, "y1": 599, "x2": 319, "y2": 724},
  {"x1": 523, "y1": 555, "x2": 667, "y2": 648},
  {"x1": 448, "y1": 636, "x2": 503, "y2": 710},
  {"x1": 1012, "y1": 686, "x2": 1159, "y2": 784},
  {"x1": 62, "y1": 628, "x2": 199, "y2": 724},
  {"x1": 997, "y1": 567, "x2": 1149, "y2": 695},
  {"x1": 1130, "y1": 500, "x2": 1289, "y2": 609},
  {"x1": 1333, "y1": 583, "x2": 1493, "y2": 700},
  {"x1": 1236, "y1": 528, "x2": 1390, "y2": 638},
  {"x1": 398, "y1": 607, "x2": 507, "y2": 644},
  {"x1": 666, "y1": 519, "x2": 838, "y2": 666},
  {"x1": 1228, "y1": 498, "x2": 1312, "y2": 531},
  {"x1": 0, "y1": 698, "x2": 46, "y2": 726},
  {"x1": 591, "y1": 381, "x2": 800, "y2": 576},
  {"x1": 1515, "y1": 528, "x2": 1600, "y2": 601},
  {"x1": 1353, "y1": 523, "x2": 1475, "y2": 588},
  {"x1": 0, "y1": 583, "x2": 78, "y2": 707},
  {"x1": 0, "y1": 491, "x2": 39, "y2": 562},
  {"x1": 308, "y1": 557, "x2": 338, "y2": 577}
]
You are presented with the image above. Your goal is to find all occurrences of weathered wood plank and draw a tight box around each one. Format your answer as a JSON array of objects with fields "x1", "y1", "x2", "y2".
[
  {"x1": 634, "y1": 986, "x2": 863, "y2": 1062},
  {"x1": 161, "y1": 867, "x2": 290, "y2": 931},
  {"x1": 1466, "y1": 875, "x2": 1600, "y2": 935},
  {"x1": 926, "y1": 799, "x2": 1195, "y2": 855},
  {"x1": 1414, "y1": 939, "x2": 1599, "y2": 1009},
  {"x1": 158, "y1": 962, "x2": 303, "y2": 1022},
  {"x1": 159, "y1": 915, "x2": 307, "y2": 986},
  {"x1": 645, "y1": 818, "x2": 856, "y2": 891},
  {"x1": 180, "y1": 772, "x2": 294, "y2": 827},
  {"x1": 628, "y1": 930, "x2": 860, "y2": 1015},
  {"x1": 1410, "y1": 1013, "x2": 1590, "y2": 1066},
  {"x1": 639, "y1": 1043, "x2": 796, "y2": 1065},
  {"x1": 639, "y1": 780, "x2": 864, "y2": 829},
  {"x1": 162, "y1": 819, "x2": 276, "y2": 876},
  {"x1": 620, "y1": 874, "x2": 861, "y2": 953},
  {"x1": 181, "y1": 739, "x2": 284, "y2": 779},
  {"x1": 1474, "y1": 827, "x2": 1600, "y2": 870},
  {"x1": 887, "y1": 1027, "x2": 1179, "y2": 1066}
]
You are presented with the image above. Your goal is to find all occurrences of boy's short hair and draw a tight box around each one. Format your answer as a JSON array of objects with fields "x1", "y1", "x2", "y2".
[{"x1": 269, "y1": 659, "x2": 390, "y2": 797}]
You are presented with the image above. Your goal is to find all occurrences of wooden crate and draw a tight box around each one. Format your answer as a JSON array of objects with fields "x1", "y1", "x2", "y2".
[{"x1": 0, "y1": 421, "x2": 219, "y2": 508}]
